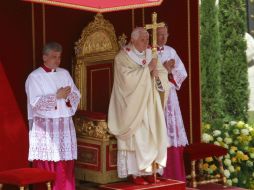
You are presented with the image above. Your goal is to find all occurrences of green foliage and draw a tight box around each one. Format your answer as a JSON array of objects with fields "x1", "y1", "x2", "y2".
[
  {"x1": 200, "y1": 0, "x2": 224, "y2": 125},
  {"x1": 219, "y1": 0, "x2": 249, "y2": 121}
]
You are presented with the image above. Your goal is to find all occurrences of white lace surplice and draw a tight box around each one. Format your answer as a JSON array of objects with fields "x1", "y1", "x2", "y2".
[
  {"x1": 158, "y1": 45, "x2": 189, "y2": 147},
  {"x1": 26, "y1": 67, "x2": 80, "y2": 161},
  {"x1": 28, "y1": 116, "x2": 77, "y2": 161}
]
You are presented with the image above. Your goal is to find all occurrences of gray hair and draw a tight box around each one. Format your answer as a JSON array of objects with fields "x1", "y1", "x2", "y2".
[
  {"x1": 131, "y1": 27, "x2": 149, "y2": 40},
  {"x1": 42, "y1": 42, "x2": 62, "y2": 55}
]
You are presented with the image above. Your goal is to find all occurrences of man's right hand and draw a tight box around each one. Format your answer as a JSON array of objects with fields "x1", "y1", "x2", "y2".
[
  {"x1": 151, "y1": 69, "x2": 159, "y2": 78},
  {"x1": 148, "y1": 58, "x2": 157, "y2": 71},
  {"x1": 56, "y1": 86, "x2": 71, "y2": 99}
]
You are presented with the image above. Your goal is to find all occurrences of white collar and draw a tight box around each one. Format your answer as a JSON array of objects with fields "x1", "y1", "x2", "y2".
[
  {"x1": 133, "y1": 46, "x2": 145, "y2": 57},
  {"x1": 124, "y1": 44, "x2": 152, "y2": 66}
]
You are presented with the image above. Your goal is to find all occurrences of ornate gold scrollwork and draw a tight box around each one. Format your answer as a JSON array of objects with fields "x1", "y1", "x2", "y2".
[
  {"x1": 118, "y1": 33, "x2": 127, "y2": 49},
  {"x1": 74, "y1": 13, "x2": 119, "y2": 110},
  {"x1": 74, "y1": 115, "x2": 111, "y2": 139}
]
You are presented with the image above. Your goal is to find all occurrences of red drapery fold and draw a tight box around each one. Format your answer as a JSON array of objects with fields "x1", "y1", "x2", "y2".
[
  {"x1": 23, "y1": 0, "x2": 163, "y2": 12},
  {"x1": 0, "y1": 63, "x2": 29, "y2": 171}
]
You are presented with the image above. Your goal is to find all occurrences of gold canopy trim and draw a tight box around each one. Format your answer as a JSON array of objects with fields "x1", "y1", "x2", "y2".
[{"x1": 23, "y1": 0, "x2": 163, "y2": 13}]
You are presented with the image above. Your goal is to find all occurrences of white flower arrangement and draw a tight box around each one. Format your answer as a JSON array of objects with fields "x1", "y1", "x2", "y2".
[{"x1": 202, "y1": 121, "x2": 254, "y2": 189}]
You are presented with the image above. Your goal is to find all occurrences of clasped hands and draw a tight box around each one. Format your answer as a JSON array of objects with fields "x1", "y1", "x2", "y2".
[
  {"x1": 148, "y1": 58, "x2": 176, "y2": 78},
  {"x1": 56, "y1": 86, "x2": 71, "y2": 99}
]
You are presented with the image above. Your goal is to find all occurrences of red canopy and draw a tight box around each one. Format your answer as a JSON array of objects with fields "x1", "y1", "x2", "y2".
[{"x1": 23, "y1": 0, "x2": 163, "y2": 12}]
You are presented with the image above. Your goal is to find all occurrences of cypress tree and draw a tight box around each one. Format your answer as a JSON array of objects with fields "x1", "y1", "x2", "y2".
[
  {"x1": 219, "y1": 0, "x2": 248, "y2": 121},
  {"x1": 201, "y1": 0, "x2": 224, "y2": 125}
]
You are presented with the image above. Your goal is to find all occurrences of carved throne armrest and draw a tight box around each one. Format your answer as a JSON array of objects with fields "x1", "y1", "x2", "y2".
[{"x1": 74, "y1": 110, "x2": 113, "y2": 140}]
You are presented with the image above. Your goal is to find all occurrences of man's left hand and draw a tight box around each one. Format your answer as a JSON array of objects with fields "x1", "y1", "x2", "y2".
[{"x1": 164, "y1": 59, "x2": 175, "y2": 73}]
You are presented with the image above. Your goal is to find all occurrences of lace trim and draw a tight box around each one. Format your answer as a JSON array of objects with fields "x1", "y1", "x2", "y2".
[
  {"x1": 172, "y1": 69, "x2": 187, "y2": 90},
  {"x1": 165, "y1": 89, "x2": 188, "y2": 147},
  {"x1": 28, "y1": 117, "x2": 77, "y2": 161},
  {"x1": 67, "y1": 92, "x2": 79, "y2": 111},
  {"x1": 33, "y1": 94, "x2": 57, "y2": 112},
  {"x1": 117, "y1": 151, "x2": 155, "y2": 178}
]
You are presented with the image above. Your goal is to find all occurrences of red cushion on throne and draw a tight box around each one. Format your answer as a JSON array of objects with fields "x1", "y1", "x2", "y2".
[
  {"x1": 77, "y1": 110, "x2": 107, "y2": 121},
  {"x1": 184, "y1": 143, "x2": 228, "y2": 160}
]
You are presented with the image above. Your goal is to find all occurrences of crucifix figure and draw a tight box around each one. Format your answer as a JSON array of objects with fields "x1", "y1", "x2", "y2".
[{"x1": 145, "y1": 12, "x2": 165, "y2": 92}]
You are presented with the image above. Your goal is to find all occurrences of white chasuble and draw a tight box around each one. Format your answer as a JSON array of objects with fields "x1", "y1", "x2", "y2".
[
  {"x1": 158, "y1": 45, "x2": 188, "y2": 147},
  {"x1": 25, "y1": 67, "x2": 80, "y2": 161},
  {"x1": 108, "y1": 45, "x2": 169, "y2": 177}
]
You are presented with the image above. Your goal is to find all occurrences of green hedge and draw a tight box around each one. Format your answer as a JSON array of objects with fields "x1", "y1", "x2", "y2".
[
  {"x1": 219, "y1": 0, "x2": 248, "y2": 121},
  {"x1": 201, "y1": 0, "x2": 224, "y2": 125}
]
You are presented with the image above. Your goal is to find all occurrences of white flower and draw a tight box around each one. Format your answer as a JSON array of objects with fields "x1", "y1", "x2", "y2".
[
  {"x1": 224, "y1": 137, "x2": 232, "y2": 144},
  {"x1": 224, "y1": 158, "x2": 232, "y2": 166},
  {"x1": 250, "y1": 153, "x2": 254, "y2": 159},
  {"x1": 214, "y1": 141, "x2": 220, "y2": 146},
  {"x1": 244, "y1": 124, "x2": 249, "y2": 128},
  {"x1": 241, "y1": 128, "x2": 249, "y2": 136},
  {"x1": 202, "y1": 133, "x2": 213, "y2": 143},
  {"x1": 236, "y1": 121, "x2": 245, "y2": 128},
  {"x1": 223, "y1": 144, "x2": 229, "y2": 149},
  {"x1": 248, "y1": 126, "x2": 253, "y2": 132},
  {"x1": 232, "y1": 178, "x2": 238, "y2": 184},
  {"x1": 224, "y1": 170, "x2": 230, "y2": 178},
  {"x1": 233, "y1": 129, "x2": 240, "y2": 135},
  {"x1": 224, "y1": 132, "x2": 229, "y2": 137},
  {"x1": 225, "y1": 154, "x2": 230, "y2": 159},
  {"x1": 228, "y1": 165, "x2": 235, "y2": 172},
  {"x1": 229, "y1": 121, "x2": 237, "y2": 126},
  {"x1": 247, "y1": 160, "x2": 253, "y2": 167},
  {"x1": 213, "y1": 130, "x2": 221, "y2": 137},
  {"x1": 223, "y1": 124, "x2": 230, "y2": 130},
  {"x1": 216, "y1": 137, "x2": 223, "y2": 142},
  {"x1": 227, "y1": 179, "x2": 232, "y2": 186}
]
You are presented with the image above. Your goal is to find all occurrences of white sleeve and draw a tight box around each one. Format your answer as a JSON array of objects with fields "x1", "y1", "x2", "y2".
[{"x1": 25, "y1": 74, "x2": 57, "y2": 116}]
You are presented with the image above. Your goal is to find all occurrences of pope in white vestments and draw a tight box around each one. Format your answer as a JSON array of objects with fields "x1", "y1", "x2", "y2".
[
  {"x1": 25, "y1": 42, "x2": 80, "y2": 190},
  {"x1": 157, "y1": 26, "x2": 188, "y2": 181},
  {"x1": 108, "y1": 27, "x2": 169, "y2": 185}
]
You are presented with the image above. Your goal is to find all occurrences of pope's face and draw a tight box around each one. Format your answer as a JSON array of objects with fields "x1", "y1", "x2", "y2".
[
  {"x1": 157, "y1": 27, "x2": 168, "y2": 46},
  {"x1": 133, "y1": 32, "x2": 149, "y2": 52},
  {"x1": 43, "y1": 50, "x2": 61, "y2": 69}
]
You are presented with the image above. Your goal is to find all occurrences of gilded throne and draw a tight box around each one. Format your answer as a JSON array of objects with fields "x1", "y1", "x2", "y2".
[{"x1": 73, "y1": 14, "x2": 122, "y2": 184}]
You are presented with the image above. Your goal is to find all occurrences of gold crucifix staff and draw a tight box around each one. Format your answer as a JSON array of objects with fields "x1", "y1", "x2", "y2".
[
  {"x1": 145, "y1": 12, "x2": 165, "y2": 184},
  {"x1": 145, "y1": 12, "x2": 165, "y2": 93},
  {"x1": 145, "y1": 12, "x2": 165, "y2": 55}
]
